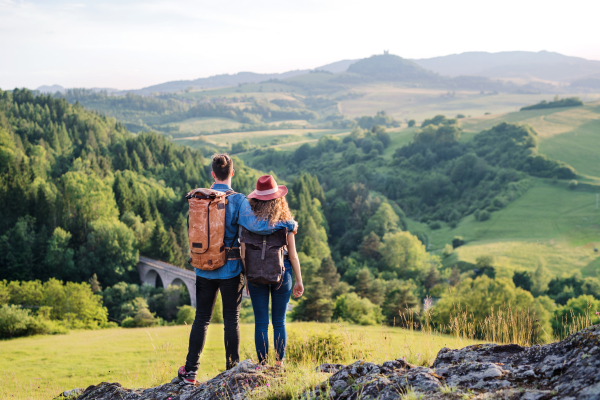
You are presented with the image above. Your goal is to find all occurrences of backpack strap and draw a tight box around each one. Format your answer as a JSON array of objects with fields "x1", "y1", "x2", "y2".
[{"x1": 224, "y1": 189, "x2": 236, "y2": 204}]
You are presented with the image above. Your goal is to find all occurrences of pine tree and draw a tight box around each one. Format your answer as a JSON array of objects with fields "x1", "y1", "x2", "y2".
[
  {"x1": 424, "y1": 265, "x2": 440, "y2": 290},
  {"x1": 167, "y1": 227, "x2": 185, "y2": 267},
  {"x1": 532, "y1": 259, "x2": 551, "y2": 296},
  {"x1": 382, "y1": 281, "x2": 418, "y2": 326},
  {"x1": 448, "y1": 267, "x2": 461, "y2": 287},
  {"x1": 319, "y1": 256, "x2": 340, "y2": 289},
  {"x1": 360, "y1": 231, "x2": 381, "y2": 259},
  {"x1": 150, "y1": 220, "x2": 171, "y2": 262},
  {"x1": 89, "y1": 273, "x2": 102, "y2": 293},
  {"x1": 367, "y1": 278, "x2": 386, "y2": 305},
  {"x1": 292, "y1": 277, "x2": 333, "y2": 322},
  {"x1": 354, "y1": 268, "x2": 373, "y2": 298}
]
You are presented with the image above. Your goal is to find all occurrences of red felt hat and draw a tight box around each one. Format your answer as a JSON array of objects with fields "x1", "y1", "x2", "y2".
[{"x1": 247, "y1": 175, "x2": 288, "y2": 201}]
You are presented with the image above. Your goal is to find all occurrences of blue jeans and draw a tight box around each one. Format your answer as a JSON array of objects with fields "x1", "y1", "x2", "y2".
[{"x1": 248, "y1": 261, "x2": 293, "y2": 364}]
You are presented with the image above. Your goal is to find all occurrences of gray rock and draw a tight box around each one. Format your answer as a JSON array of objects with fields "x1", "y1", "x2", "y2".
[
  {"x1": 60, "y1": 388, "x2": 83, "y2": 397},
  {"x1": 316, "y1": 363, "x2": 346, "y2": 374},
  {"x1": 71, "y1": 360, "x2": 277, "y2": 400},
  {"x1": 67, "y1": 325, "x2": 600, "y2": 400}
]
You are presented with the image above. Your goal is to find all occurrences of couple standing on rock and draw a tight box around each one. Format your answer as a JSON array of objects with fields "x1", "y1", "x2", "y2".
[{"x1": 177, "y1": 153, "x2": 304, "y2": 385}]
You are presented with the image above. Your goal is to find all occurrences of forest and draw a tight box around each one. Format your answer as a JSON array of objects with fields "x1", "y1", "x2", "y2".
[{"x1": 1, "y1": 89, "x2": 598, "y2": 341}]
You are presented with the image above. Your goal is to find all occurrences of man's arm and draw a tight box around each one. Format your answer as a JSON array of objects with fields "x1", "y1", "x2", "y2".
[{"x1": 238, "y1": 198, "x2": 297, "y2": 235}]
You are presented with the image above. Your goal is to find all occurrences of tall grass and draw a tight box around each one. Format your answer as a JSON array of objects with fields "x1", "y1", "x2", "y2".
[{"x1": 554, "y1": 302, "x2": 598, "y2": 340}]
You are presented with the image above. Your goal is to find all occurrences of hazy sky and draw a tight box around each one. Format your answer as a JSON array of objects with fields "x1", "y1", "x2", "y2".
[{"x1": 2, "y1": 0, "x2": 599, "y2": 90}]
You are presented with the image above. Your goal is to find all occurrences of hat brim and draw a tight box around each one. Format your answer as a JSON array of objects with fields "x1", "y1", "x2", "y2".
[{"x1": 247, "y1": 185, "x2": 288, "y2": 201}]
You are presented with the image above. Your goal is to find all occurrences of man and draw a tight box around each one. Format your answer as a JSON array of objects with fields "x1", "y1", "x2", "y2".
[{"x1": 178, "y1": 153, "x2": 296, "y2": 385}]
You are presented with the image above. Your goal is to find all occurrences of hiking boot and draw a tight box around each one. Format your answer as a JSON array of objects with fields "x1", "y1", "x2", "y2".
[{"x1": 178, "y1": 365, "x2": 197, "y2": 385}]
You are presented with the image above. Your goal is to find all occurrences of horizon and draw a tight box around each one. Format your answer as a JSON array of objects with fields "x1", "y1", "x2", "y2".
[
  {"x1": 30, "y1": 49, "x2": 600, "y2": 93},
  {"x1": 2, "y1": 0, "x2": 600, "y2": 90}
]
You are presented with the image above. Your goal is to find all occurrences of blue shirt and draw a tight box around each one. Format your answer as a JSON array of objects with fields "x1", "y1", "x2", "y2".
[{"x1": 195, "y1": 183, "x2": 297, "y2": 280}]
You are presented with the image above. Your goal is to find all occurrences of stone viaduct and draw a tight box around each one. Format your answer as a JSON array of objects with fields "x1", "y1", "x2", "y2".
[{"x1": 136, "y1": 256, "x2": 197, "y2": 307}]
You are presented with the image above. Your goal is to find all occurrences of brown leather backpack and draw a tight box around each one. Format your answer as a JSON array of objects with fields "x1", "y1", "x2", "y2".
[
  {"x1": 240, "y1": 227, "x2": 288, "y2": 286},
  {"x1": 186, "y1": 188, "x2": 239, "y2": 271}
]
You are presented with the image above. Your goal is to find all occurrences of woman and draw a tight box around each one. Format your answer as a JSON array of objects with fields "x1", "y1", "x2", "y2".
[{"x1": 240, "y1": 175, "x2": 304, "y2": 366}]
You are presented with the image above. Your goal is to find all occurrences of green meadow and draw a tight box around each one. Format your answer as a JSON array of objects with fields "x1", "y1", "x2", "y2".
[
  {"x1": 175, "y1": 128, "x2": 350, "y2": 150},
  {"x1": 161, "y1": 117, "x2": 243, "y2": 135},
  {"x1": 407, "y1": 178, "x2": 600, "y2": 277},
  {"x1": 0, "y1": 323, "x2": 480, "y2": 400}
]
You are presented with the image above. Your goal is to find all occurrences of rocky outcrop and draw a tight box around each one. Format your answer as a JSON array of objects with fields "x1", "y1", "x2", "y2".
[
  {"x1": 66, "y1": 325, "x2": 600, "y2": 400},
  {"x1": 71, "y1": 360, "x2": 277, "y2": 400}
]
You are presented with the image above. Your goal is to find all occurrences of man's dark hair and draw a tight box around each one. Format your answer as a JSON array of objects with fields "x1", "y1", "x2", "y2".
[{"x1": 212, "y1": 153, "x2": 233, "y2": 181}]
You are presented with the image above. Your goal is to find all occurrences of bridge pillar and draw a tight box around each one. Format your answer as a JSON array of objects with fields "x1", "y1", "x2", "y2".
[{"x1": 136, "y1": 257, "x2": 197, "y2": 307}]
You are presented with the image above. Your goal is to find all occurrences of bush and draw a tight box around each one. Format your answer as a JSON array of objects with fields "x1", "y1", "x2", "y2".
[
  {"x1": 333, "y1": 293, "x2": 383, "y2": 325},
  {"x1": 569, "y1": 180, "x2": 578, "y2": 190},
  {"x1": 428, "y1": 221, "x2": 442, "y2": 230},
  {"x1": 478, "y1": 211, "x2": 490, "y2": 221},
  {"x1": 0, "y1": 305, "x2": 66, "y2": 338},
  {"x1": 452, "y1": 236, "x2": 465, "y2": 249},
  {"x1": 552, "y1": 295, "x2": 600, "y2": 338},
  {"x1": 286, "y1": 332, "x2": 346, "y2": 364},
  {"x1": 442, "y1": 244, "x2": 453, "y2": 258},
  {"x1": 176, "y1": 305, "x2": 196, "y2": 325},
  {"x1": 431, "y1": 276, "x2": 554, "y2": 344}
]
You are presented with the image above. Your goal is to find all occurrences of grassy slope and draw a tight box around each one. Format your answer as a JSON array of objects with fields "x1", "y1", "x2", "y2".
[
  {"x1": 0, "y1": 323, "x2": 479, "y2": 400},
  {"x1": 406, "y1": 180, "x2": 600, "y2": 277},
  {"x1": 397, "y1": 102, "x2": 599, "y2": 276},
  {"x1": 160, "y1": 117, "x2": 243, "y2": 135}
]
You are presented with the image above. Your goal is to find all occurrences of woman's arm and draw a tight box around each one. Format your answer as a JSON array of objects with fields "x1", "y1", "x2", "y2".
[{"x1": 287, "y1": 233, "x2": 304, "y2": 298}]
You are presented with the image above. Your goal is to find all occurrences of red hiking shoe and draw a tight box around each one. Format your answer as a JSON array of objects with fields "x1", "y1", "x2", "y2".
[{"x1": 178, "y1": 365, "x2": 197, "y2": 385}]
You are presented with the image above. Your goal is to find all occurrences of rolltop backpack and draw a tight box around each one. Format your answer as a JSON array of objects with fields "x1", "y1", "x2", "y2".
[
  {"x1": 186, "y1": 188, "x2": 239, "y2": 271},
  {"x1": 240, "y1": 227, "x2": 288, "y2": 286}
]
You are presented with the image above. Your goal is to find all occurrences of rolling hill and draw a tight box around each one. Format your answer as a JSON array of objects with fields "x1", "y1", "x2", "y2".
[{"x1": 411, "y1": 51, "x2": 600, "y2": 84}]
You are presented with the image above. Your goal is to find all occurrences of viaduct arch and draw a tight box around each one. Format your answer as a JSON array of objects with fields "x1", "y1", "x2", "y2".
[{"x1": 136, "y1": 256, "x2": 196, "y2": 307}]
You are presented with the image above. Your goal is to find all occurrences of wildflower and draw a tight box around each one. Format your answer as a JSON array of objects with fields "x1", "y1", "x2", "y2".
[
  {"x1": 596, "y1": 311, "x2": 599, "y2": 316},
  {"x1": 402, "y1": 357, "x2": 406, "y2": 360},
  {"x1": 266, "y1": 383, "x2": 270, "y2": 387}
]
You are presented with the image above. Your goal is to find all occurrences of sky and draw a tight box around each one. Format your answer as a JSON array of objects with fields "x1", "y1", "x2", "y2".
[{"x1": 1, "y1": 0, "x2": 600, "y2": 90}]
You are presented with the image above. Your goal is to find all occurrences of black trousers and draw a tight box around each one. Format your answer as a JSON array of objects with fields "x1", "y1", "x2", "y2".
[{"x1": 185, "y1": 274, "x2": 244, "y2": 371}]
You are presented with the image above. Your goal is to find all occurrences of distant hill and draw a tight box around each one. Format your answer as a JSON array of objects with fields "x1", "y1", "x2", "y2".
[
  {"x1": 131, "y1": 70, "x2": 309, "y2": 95},
  {"x1": 347, "y1": 54, "x2": 440, "y2": 82},
  {"x1": 411, "y1": 51, "x2": 600, "y2": 84},
  {"x1": 36, "y1": 85, "x2": 119, "y2": 94},
  {"x1": 37, "y1": 85, "x2": 66, "y2": 93},
  {"x1": 315, "y1": 59, "x2": 358, "y2": 73}
]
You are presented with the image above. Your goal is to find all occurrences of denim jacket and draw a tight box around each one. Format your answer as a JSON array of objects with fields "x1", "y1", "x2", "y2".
[{"x1": 194, "y1": 183, "x2": 296, "y2": 280}]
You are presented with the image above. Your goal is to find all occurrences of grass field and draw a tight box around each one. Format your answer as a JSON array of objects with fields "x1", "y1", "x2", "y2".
[
  {"x1": 405, "y1": 180, "x2": 600, "y2": 276},
  {"x1": 0, "y1": 323, "x2": 480, "y2": 400},
  {"x1": 161, "y1": 117, "x2": 243, "y2": 135},
  {"x1": 337, "y1": 86, "x2": 600, "y2": 121},
  {"x1": 175, "y1": 128, "x2": 349, "y2": 150},
  {"x1": 459, "y1": 102, "x2": 600, "y2": 179}
]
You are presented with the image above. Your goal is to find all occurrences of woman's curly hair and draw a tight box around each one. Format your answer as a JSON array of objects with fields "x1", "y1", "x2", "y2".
[{"x1": 249, "y1": 197, "x2": 293, "y2": 226}]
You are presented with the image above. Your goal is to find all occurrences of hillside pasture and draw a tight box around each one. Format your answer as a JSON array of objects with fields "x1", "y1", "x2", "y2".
[
  {"x1": 337, "y1": 86, "x2": 600, "y2": 122},
  {"x1": 160, "y1": 117, "x2": 243, "y2": 135},
  {"x1": 459, "y1": 102, "x2": 600, "y2": 179},
  {"x1": 406, "y1": 181, "x2": 600, "y2": 276},
  {"x1": 175, "y1": 128, "x2": 349, "y2": 150},
  {"x1": 539, "y1": 117, "x2": 600, "y2": 180},
  {"x1": 0, "y1": 323, "x2": 480, "y2": 400}
]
